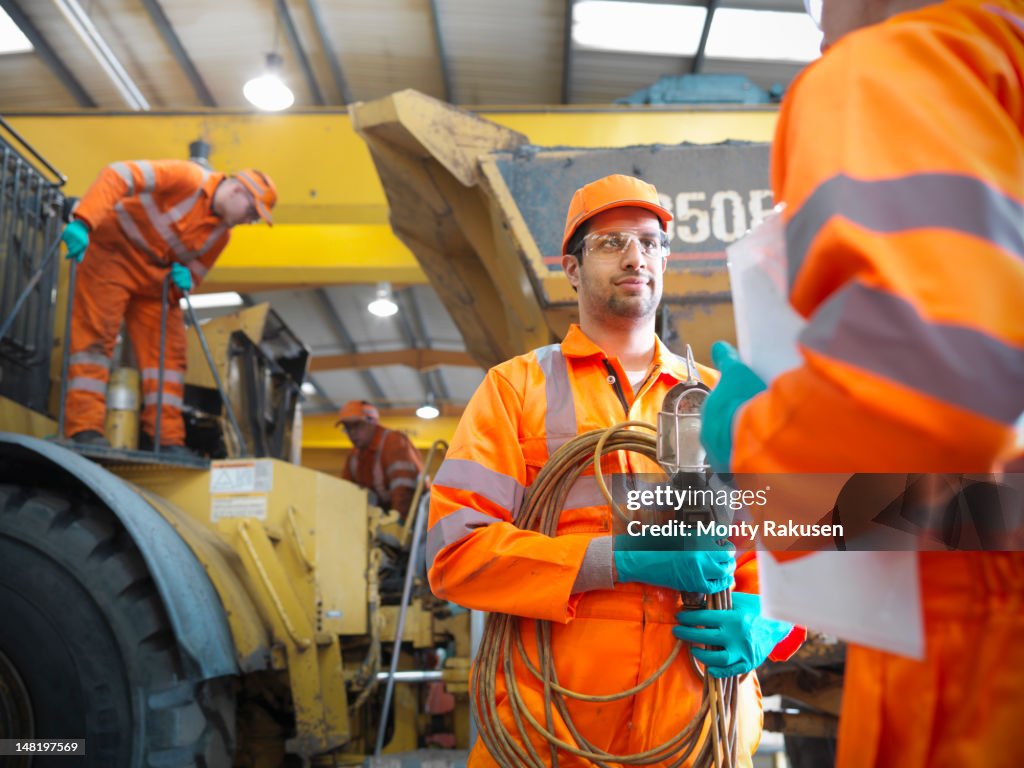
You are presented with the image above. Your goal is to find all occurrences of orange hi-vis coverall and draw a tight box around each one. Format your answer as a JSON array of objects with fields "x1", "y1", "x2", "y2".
[
  {"x1": 65, "y1": 160, "x2": 231, "y2": 445},
  {"x1": 735, "y1": 2, "x2": 1024, "y2": 766},
  {"x1": 343, "y1": 423, "x2": 426, "y2": 519},
  {"x1": 428, "y1": 325, "x2": 805, "y2": 767}
]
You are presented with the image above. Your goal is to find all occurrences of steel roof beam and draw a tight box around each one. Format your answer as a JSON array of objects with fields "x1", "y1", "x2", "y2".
[
  {"x1": 273, "y1": 0, "x2": 325, "y2": 106},
  {"x1": 0, "y1": 0, "x2": 96, "y2": 107},
  {"x1": 427, "y1": 0, "x2": 454, "y2": 103},
  {"x1": 691, "y1": 0, "x2": 718, "y2": 74},
  {"x1": 305, "y1": 0, "x2": 352, "y2": 104},
  {"x1": 138, "y1": 0, "x2": 216, "y2": 106},
  {"x1": 314, "y1": 289, "x2": 385, "y2": 401}
]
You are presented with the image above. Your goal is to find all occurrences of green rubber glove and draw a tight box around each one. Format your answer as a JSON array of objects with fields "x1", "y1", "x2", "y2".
[
  {"x1": 613, "y1": 534, "x2": 736, "y2": 594},
  {"x1": 61, "y1": 220, "x2": 89, "y2": 262},
  {"x1": 700, "y1": 341, "x2": 767, "y2": 474},
  {"x1": 673, "y1": 592, "x2": 793, "y2": 678},
  {"x1": 170, "y1": 262, "x2": 193, "y2": 292}
]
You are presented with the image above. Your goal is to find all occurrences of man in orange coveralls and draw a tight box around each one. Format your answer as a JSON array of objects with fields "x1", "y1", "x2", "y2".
[
  {"x1": 428, "y1": 174, "x2": 805, "y2": 766},
  {"x1": 700, "y1": 1, "x2": 1024, "y2": 766},
  {"x1": 59, "y1": 161, "x2": 276, "y2": 456},
  {"x1": 336, "y1": 399, "x2": 426, "y2": 521}
]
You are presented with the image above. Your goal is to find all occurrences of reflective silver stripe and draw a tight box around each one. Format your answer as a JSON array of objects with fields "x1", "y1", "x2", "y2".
[
  {"x1": 143, "y1": 392, "x2": 184, "y2": 409},
  {"x1": 68, "y1": 376, "x2": 107, "y2": 394},
  {"x1": 114, "y1": 203, "x2": 157, "y2": 258},
  {"x1": 984, "y1": 4, "x2": 1024, "y2": 32},
  {"x1": 189, "y1": 260, "x2": 210, "y2": 278},
  {"x1": 142, "y1": 368, "x2": 185, "y2": 384},
  {"x1": 141, "y1": 193, "x2": 188, "y2": 259},
  {"x1": 389, "y1": 461, "x2": 419, "y2": 473},
  {"x1": 110, "y1": 161, "x2": 135, "y2": 194},
  {"x1": 347, "y1": 453, "x2": 357, "y2": 477},
  {"x1": 562, "y1": 475, "x2": 607, "y2": 510},
  {"x1": 787, "y1": 173, "x2": 1024, "y2": 290},
  {"x1": 426, "y1": 507, "x2": 498, "y2": 570},
  {"x1": 136, "y1": 160, "x2": 156, "y2": 192},
  {"x1": 195, "y1": 224, "x2": 228, "y2": 259},
  {"x1": 800, "y1": 282, "x2": 1024, "y2": 424},
  {"x1": 434, "y1": 458, "x2": 524, "y2": 513},
  {"x1": 69, "y1": 351, "x2": 111, "y2": 368},
  {"x1": 388, "y1": 477, "x2": 417, "y2": 491},
  {"x1": 166, "y1": 187, "x2": 203, "y2": 224},
  {"x1": 536, "y1": 344, "x2": 576, "y2": 456},
  {"x1": 571, "y1": 536, "x2": 614, "y2": 594},
  {"x1": 236, "y1": 169, "x2": 261, "y2": 190}
]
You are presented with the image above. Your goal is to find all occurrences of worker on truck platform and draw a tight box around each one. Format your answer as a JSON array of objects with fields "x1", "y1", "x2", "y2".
[
  {"x1": 336, "y1": 399, "x2": 426, "y2": 521},
  {"x1": 428, "y1": 174, "x2": 806, "y2": 766},
  {"x1": 700, "y1": 1, "x2": 1024, "y2": 766},
  {"x1": 60, "y1": 160, "x2": 277, "y2": 458}
]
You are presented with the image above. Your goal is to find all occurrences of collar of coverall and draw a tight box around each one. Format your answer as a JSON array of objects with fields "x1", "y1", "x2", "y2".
[
  {"x1": 202, "y1": 171, "x2": 227, "y2": 209},
  {"x1": 559, "y1": 323, "x2": 702, "y2": 383}
]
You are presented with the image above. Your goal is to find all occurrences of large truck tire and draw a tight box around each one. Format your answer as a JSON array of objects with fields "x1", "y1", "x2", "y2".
[{"x1": 0, "y1": 484, "x2": 236, "y2": 767}]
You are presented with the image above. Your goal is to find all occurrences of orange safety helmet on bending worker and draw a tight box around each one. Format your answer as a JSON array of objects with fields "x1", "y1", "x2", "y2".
[
  {"x1": 708, "y1": 2, "x2": 1024, "y2": 767},
  {"x1": 428, "y1": 174, "x2": 804, "y2": 767},
  {"x1": 63, "y1": 160, "x2": 276, "y2": 451},
  {"x1": 336, "y1": 400, "x2": 426, "y2": 520}
]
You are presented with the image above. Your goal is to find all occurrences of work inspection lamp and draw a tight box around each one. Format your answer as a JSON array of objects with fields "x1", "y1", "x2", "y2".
[{"x1": 657, "y1": 345, "x2": 711, "y2": 476}]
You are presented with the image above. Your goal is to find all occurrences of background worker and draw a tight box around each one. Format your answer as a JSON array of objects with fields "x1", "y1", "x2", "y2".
[
  {"x1": 428, "y1": 175, "x2": 803, "y2": 766},
  {"x1": 336, "y1": 399, "x2": 425, "y2": 521},
  {"x1": 701, "y1": 1, "x2": 1024, "y2": 766},
  {"x1": 60, "y1": 160, "x2": 276, "y2": 457}
]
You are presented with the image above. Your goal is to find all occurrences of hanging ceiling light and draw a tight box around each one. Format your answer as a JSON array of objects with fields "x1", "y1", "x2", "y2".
[
  {"x1": 416, "y1": 394, "x2": 440, "y2": 420},
  {"x1": 243, "y1": 53, "x2": 294, "y2": 111},
  {"x1": 367, "y1": 282, "x2": 399, "y2": 318}
]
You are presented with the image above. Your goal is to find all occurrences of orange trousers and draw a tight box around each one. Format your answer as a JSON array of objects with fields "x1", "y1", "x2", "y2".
[
  {"x1": 64, "y1": 238, "x2": 186, "y2": 445},
  {"x1": 837, "y1": 552, "x2": 1024, "y2": 768}
]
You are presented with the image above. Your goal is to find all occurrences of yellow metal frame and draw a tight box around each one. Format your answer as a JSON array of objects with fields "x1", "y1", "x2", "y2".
[{"x1": 7, "y1": 107, "x2": 775, "y2": 291}]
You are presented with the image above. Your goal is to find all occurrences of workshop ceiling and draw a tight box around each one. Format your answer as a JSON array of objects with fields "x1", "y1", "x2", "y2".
[{"x1": 0, "y1": 0, "x2": 815, "y2": 418}]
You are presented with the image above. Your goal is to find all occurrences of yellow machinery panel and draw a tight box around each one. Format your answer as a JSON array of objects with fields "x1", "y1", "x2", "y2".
[{"x1": 122, "y1": 458, "x2": 370, "y2": 638}]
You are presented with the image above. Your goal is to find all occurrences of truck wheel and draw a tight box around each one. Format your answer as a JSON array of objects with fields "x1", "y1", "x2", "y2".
[{"x1": 0, "y1": 484, "x2": 236, "y2": 767}]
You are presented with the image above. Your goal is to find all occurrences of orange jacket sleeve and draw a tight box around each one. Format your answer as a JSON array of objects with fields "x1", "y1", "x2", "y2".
[
  {"x1": 735, "y1": 1, "x2": 1024, "y2": 476},
  {"x1": 427, "y1": 363, "x2": 593, "y2": 623}
]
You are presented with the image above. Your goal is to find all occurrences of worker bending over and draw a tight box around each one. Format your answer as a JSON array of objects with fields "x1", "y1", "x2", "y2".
[
  {"x1": 60, "y1": 160, "x2": 276, "y2": 457},
  {"x1": 428, "y1": 175, "x2": 804, "y2": 766}
]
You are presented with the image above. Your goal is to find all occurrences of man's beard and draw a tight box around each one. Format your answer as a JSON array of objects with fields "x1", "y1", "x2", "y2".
[
  {"x1": 607, "y1": 289, "x2": 660, "y2": 319},
  {"x1": 578, "y1": 265, "x2": 662, "y2": 322}
]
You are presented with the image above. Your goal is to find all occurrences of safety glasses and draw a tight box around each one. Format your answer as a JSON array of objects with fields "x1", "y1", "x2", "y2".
[{"x1": 582, "y1": 229, "x2": 669, "y2": 262}]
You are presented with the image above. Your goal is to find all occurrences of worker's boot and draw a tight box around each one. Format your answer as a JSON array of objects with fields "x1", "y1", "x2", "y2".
[{"x1": 70, "y1": 430, "x2": 111, "y2": 447}]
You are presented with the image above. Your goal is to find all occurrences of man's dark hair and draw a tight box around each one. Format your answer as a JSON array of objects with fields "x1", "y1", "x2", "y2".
[{"x1": 565, "y1": 222, "x2": 588, "y2": 264}]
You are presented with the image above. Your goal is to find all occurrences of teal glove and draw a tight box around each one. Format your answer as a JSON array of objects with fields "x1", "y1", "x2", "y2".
[
  {"x1": 61, "y1": 220, "x2": 89, "y2": 262},
  {"x1": 673, "y1": 592, "x2": 793, "y2": 678},
  {"x1": 614, "y1": 534, "x2": 736, "y2": 594},
  {"x1": 701, "y1": 341, "x2": 767, "y2": 474},
  {"x1": 170, "y1": 262, "x2": 193, "y2": 292}
]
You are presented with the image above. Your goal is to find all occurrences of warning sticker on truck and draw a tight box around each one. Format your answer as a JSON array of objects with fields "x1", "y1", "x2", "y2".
[
  {"x1": 209, "y1": 460, "x2": 273, "y2": 494},
  {"x1": 211, "y1": 494, "x2": 268, "y2": 521}
]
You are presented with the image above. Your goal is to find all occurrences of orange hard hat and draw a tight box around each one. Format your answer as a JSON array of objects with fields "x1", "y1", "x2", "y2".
[
  {"x1": 335, "y1": 400, "x2": 380, "y2": 425},
  {"x1": 235, "y1": 169, "x2": 277, "y2": 226},
  {"x1": 561, "y1": 174, "x2": 672, "y2": 255}
]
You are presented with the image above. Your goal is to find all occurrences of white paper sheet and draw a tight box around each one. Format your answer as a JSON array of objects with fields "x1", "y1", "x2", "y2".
[
  {"x1": 726, "y1": 208, "x2": 806, "y2": 383},
  {"x1": 757, "y1": 550, "x2": 925, "y2": 660}
]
